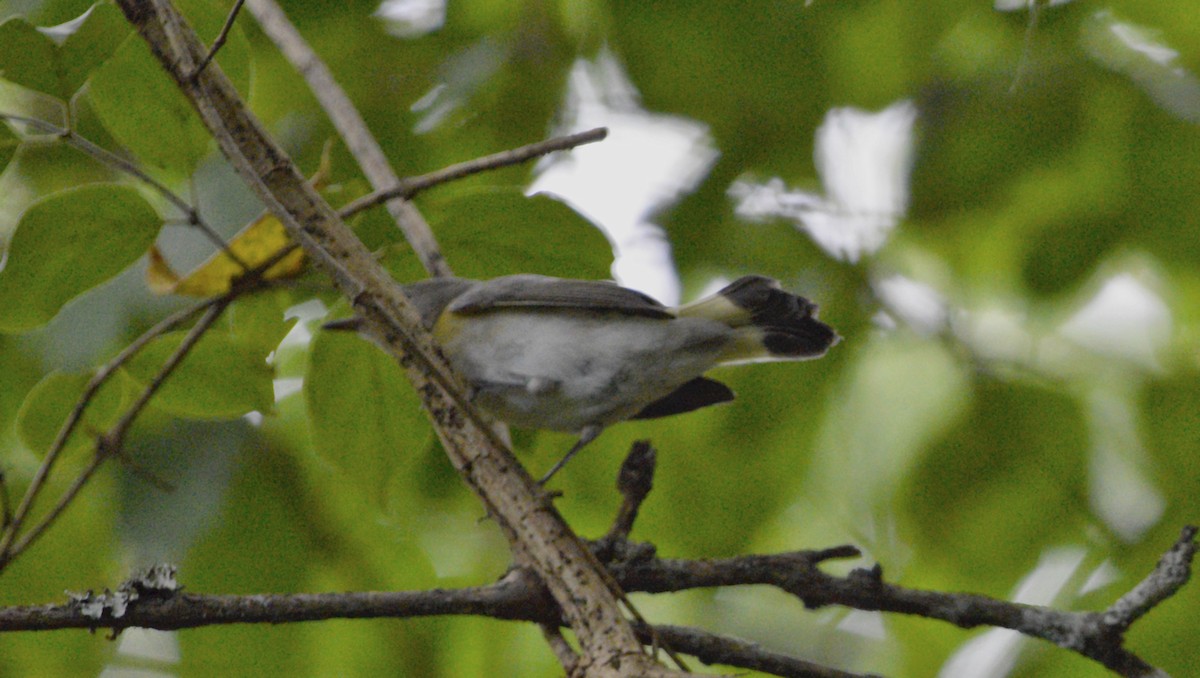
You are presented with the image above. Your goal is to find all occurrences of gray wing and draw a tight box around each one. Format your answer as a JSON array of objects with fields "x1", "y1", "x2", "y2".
[{"x1": 446, "y1": 274, "x2": 673, "y2": 319}]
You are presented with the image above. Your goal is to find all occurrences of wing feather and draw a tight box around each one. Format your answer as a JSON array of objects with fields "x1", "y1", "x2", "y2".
[{"x1": 446, "y1": 275, "x2": 672, "y2": 319}]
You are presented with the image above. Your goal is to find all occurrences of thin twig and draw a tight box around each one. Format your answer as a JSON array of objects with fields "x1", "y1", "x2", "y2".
[
  {"x1": 0, "y1": 299, "x2": 217, "y2": 563},
  {"x1": 192, "y1": 0, "x2": 246, "y2": 76},
  {"x1": 113, "y1": 450, "x2": 177, "y2": 493},
  {"x1": 1, "y1": 300, "x2": 232, "y2": 565},
  {"x1": 0, "y1": 473, "x2": 12, "y2": 532},
  {"x1": 605, "y1": 440, "x2": 656, "y2": 541},
  {"x1": 0, "y1": 113, "x2": 247, "y2": 269},
  {"x1": 339, "y1": 127, "x2": 609, "y2": 220},
  {"x1": 109, "y1": 301, "x2": 232, "y2": 452},
  {"x1": 245, "y1": 0, "x2": 451, "y2": 277},
  {"x1": 1103, "y1": 525, "x2": 1198, "y2": 631},
  {"x1": 639, "y1": 623, "x2": 882, "y2": 678},
  {"x1": 0, "y1": 229, "x2": 305, "y2": 571}
]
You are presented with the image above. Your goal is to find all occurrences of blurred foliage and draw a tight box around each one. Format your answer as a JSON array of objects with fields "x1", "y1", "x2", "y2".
[{"x1": 0, "y1": 0, "x2": 1198, "y2": 677}]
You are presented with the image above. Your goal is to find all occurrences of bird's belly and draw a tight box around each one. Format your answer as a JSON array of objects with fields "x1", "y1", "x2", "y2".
[{"x1": 436, "y1": 310, "x2": 733, "y2": 432}]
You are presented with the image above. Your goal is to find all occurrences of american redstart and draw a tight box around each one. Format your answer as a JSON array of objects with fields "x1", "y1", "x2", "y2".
[{"x1": 327, "y1": 274, "x2": 838, "y2": 482}]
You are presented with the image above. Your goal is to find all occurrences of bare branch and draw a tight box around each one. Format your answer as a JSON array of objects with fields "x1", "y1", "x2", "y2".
[
  {"x1": 639, "y1": 624, "x2": 882, "y2": 678},
  {"x1": 0, "y1": 299, "x2": 216, "y2": 565},
  {"x1": 604, "y1": 440, "x2": 656, "y2": 542},
  {"x1": 244, "y1": 0, "x2": 450, "y2": 277},
  {"x1": 192, "y1": 0, "x2": 245, "y2": 76},
  {"x1": 0, "y1": 299, "x2": 231, "y2": 566},
  {"x1": 0, "y1": 578, "x2": 550, "y2": 632},
  {"x1": 338, "y1": 127, "x2": 610, "y2": 220},
  {"x1": 610, "y1": 538, "x2": 1193, "y2": 678},
  {"x1": 3, "y1": 525, "x2": 1191, "y2": 676},
  {"x1": 0, "y1": 473, "x2": 12, "y2": 532},
  {"x1": 1104, "y1": 525, "x2": 1197, "y2": 631}
]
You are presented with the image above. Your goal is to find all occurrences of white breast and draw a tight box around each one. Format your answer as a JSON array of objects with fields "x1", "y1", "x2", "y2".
[{"x1": 438, "y1": 310, "x2": 733, "y2": 432}]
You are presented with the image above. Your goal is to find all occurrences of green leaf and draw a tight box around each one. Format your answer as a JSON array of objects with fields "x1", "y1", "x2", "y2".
[
  {"x1": 16, "y1": 371, "x2": 130, "y2": 457},
  {"x1": 412, "y1": 191, "x2": 612, "y2": 280},
  {"x1": 0, "y1": 6, "x2": 129, "y2": 100},
  {"x1": 223, "y1": 289, "x2": 297, "y2": 359},
  {"x1": 0, "y1": 18, "x2": 59, "y2": 97},
  {"x1": 84, "y1": 0, "x2": 251, "y2": 176},
  {"x1": 0, "y1": 184, "x2": 161, "y2": 332},
  {"x1": 52, "y1": 4, "x2": 130, "y2": 97},
  {"x1": 0, "y1": 337, "x2": 42, "y2": 437},
  {"x1": 305, "y1": 327, "x2": 429, "y2": 503},
  {"x1": 122, "y1": 331, "x2": 275, "y2": 419},
  {"x1": 86, "y1": 36, "x2": 209, "y2": 175}
]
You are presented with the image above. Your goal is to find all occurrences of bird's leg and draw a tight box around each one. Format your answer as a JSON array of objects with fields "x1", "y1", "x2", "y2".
[{"x1": 538, "y1": 425, "x2": 603, "y2": 485}]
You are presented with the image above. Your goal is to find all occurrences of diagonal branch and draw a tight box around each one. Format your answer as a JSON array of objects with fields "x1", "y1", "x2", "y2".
[
  {"x1": 338, "y1": 127, "x2": 610, "y2": 219},
  {"x1": 0, "y1": 298, "x2": 215, "y2": 565},
  {"x1": 112, "y1": 1, "x2": 668, "y2": 674},
  {"x1": 243, "y1": 0, "x2": 449, "y2": 277},
  {"x1": 1103, "y1": 525, "x2": 1197, "y2": 632},
  {"x1": 0, "y1": 241, "x2": 308, "y2": 572},
  {"x1": 0, "y1": 298, "x2": 231, "y2": 570}
]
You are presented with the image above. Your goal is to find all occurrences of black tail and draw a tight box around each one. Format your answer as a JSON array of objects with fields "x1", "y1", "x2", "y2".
[{"x1": 677, "y1": 276, "x2": 839, "y2": 362}]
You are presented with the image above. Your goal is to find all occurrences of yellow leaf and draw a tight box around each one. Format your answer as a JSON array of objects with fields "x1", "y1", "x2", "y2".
[
  {"x1": 147, "y1": 143, "x2": 333, "y2": 296},
  {"x1": 148, "y1": 213, "x2": 305, "y2": 297},
  {"x1": 146, "y1": 245, "x2": 183, "y2": 295}
]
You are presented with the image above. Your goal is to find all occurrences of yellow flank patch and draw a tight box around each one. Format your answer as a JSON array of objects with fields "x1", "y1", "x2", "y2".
[{"x1": 431, "y1": 309, "x2": 468, "y2": 342}]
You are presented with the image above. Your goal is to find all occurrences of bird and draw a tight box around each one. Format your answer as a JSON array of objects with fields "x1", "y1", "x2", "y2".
[{"x1": 327, "y1": 274, "x2": 838, "y2": 482}]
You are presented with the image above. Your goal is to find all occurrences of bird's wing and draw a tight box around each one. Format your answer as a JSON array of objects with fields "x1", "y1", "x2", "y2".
[
  {"x1": 446, "y1": 274, "x2": 673, "y2": 319},
  {"x1": 630, "y1": 377, "x2": 734, "y2": 420}
]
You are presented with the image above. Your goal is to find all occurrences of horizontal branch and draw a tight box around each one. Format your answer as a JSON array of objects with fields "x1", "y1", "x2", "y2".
[
  {"x1": 611, "y1": 527, "x2": 1197, "y2": 677},
  {"x1": 3, "y1": 526, "x2": 1192, "y2": 677},
  {"x1": 0, "y1": 572, "x2": 547, "y2": 632}
]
